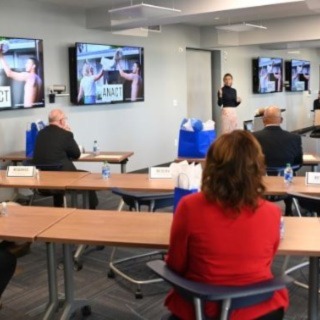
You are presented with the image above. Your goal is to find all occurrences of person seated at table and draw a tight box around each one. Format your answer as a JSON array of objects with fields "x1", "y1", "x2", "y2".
[
  {"x1": 165, "y1": 130, "x2": 289, "y2": 320},
  {"x1": 33, "y1": 109, "x2": 98, "y2": 209},
  {"x1": 0, "y1": 248, "x2": 16, "y2": 308},
  {"x1": 253, "y1": 106, "x2": 303, "y2": 216}
]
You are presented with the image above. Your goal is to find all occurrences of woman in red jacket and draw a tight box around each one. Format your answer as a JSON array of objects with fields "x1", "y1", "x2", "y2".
[{"x1": 165, "y1": 130, "x2": 289, "y2": 320}]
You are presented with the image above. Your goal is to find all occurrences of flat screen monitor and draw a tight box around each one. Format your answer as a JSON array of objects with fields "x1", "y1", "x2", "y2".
[
  {"x1": 252, "y1": 57, "x2": 283, "y2": 94},
  {"x1": 290, "y1": 59, "x2": 310, "y2": 92},
  {"x1": 0, "y1": 37, "x2": 44, "y2": 110},
  {"x1": 70, "y1": 42, "x2": 144, "y2": 105}
]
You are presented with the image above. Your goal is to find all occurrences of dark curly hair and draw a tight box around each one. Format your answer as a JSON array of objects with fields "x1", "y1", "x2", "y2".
[{"x1": 201, "y1": 130, "x2": 266, "y2": 216}]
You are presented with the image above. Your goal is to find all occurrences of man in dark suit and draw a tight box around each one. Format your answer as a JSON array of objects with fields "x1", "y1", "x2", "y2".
[
  {"x1": 253, "y1": 106, "x2": 303, "y2": 216},
  {"x1": 313, "y1": 91, "x2": 320, "y2": 111},
  {"x1": 33, "y1": 109, "x2": 98, "y2": 208}
]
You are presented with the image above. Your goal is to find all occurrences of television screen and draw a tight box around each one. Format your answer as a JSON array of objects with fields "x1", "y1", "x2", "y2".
[
  {"x1": 252, "y1": 57, "x2": 282, "y2": 94},
  {"x1": 0, "y1": 37, "x2": 44, "y2": 110},
  {"x1": 290, "y1": 59, "x2": 310, "y2": 92},
  {"x1": 71, "y1": 42, "x2": 144, "y2": 105}
]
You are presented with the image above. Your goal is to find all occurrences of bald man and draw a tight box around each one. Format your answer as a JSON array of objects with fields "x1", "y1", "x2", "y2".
[
  {"x1": 33, "y1": 109, "x2": 98, "y2": 208},
  {"x1": 253, "y1": 106, "x2": 302, "y2": 216},
  {"x1": 253, "y1": 106, "x2": 302, "y2": 168}
]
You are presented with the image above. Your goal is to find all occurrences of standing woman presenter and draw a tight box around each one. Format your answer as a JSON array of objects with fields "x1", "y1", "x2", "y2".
[{"x1": 217, "y1": 73, "x2": 241, "y2": 134}]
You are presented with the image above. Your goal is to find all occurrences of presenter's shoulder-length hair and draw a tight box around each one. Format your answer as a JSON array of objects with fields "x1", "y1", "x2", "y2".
[{"x1": 201, "y1": 130, "x2": 266, "y2": 215}]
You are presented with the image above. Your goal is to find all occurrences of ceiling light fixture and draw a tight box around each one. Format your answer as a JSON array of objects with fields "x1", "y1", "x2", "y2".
[{"x1": 216, "y1": 22, "x2": 267, "y2": 32}]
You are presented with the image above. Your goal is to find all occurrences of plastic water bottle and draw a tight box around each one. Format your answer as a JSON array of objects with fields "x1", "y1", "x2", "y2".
[
  {"x1": 284, "y1": 163, "x2": 293, "y2": 185},
  {"x1": 93, "y1": 140, "x2": 100, "y2": 155},
  {"x1": 102, "y1": 161, "x2": 111, "y2": 179},
  {"x1": 280, "y1": 217, "x2": 285, "y2": 239}
]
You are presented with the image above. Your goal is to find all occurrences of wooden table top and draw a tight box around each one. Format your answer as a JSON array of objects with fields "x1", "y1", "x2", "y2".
[
  {"x1": 66, "y1": 173, "x2": 175, "y2": 192},
  {"x1": 0, "y1": 206, "x2": 74, "y2": 242},
  {"x1": 0, "y1": 170, "x2": 89, "y2": 190},
  {"x1": 0, "y1": 151, "x2": 134, "y2": 164},
  {"x1": 176, "y1": 154, "x2": 320, "y2": 166},
  {"x1": 37, "y1": 210, "x2": 173, "y2": 249},
  {"x1": 278, "y1": 217, "x2": 320, "y2": 256},
  {"x1": 36, "y1": 211, "x2": 320, "y2": 257}
]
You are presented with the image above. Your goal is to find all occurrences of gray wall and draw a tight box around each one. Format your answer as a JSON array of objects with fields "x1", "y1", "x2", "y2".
[{"x1": 0, "y1": 0, "x2": 200, "y2": 174}]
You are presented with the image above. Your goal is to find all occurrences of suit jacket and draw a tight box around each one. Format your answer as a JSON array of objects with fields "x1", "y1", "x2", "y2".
[
  {"x1": 253, "y1": 126, "x2": 303, "y2": 168},
  {"x1": 33, "y1": 125, "x2": 80, "y2": 171}
]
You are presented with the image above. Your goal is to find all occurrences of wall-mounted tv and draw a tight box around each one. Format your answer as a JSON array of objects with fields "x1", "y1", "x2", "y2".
[
  {"x1": 285, "y1": 59, "x2": 310, "y2": 92},
  {"x1": 252, "y1": 57, "x2": 283, "y2": 94},
  {"x1": 69, "y1": 42, "x2": 144, "y2": 105},
  {"x1": 0, "y1": 37, "x2": 44, "y2": 111}
]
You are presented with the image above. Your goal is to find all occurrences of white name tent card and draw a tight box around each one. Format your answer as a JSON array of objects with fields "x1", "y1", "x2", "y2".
[
  {"x1": 305, "y1": 172, "x2": 320, "y2": 185},
  {"x1": 7, "y1": 166, "x2": 35, "y2": 177},
  {"x1": 149, "y1": 167, "x2": 172, "y2": 179}
]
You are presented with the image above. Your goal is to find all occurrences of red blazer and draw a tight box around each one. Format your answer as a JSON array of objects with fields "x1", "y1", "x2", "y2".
[{"x1": 165, "y1": 192, "x2": 289, "y2": 320}]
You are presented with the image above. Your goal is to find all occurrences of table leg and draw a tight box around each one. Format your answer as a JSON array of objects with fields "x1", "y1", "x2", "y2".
[
  {"x1": 43, "y1": 242, "x2": 59, "y2": 320},
  {"x1": 70, "y1": 191, "x2": 78, "y2": 208},
  {"x1": 120, "y1": 160, "x2": 128, "y2": 173},
  {"x1": 60, "y1": 244, "x2": 88, "y2": 320},
  {"x1": 308, "y1": 257, "x2": 319, "y2": 320}
]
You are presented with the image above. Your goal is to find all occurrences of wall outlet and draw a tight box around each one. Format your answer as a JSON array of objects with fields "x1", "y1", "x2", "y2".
[
  {"x1": 173, "y1": 99, "x2": 178, "y2": 107},
  {"x1": 174, "y1": 139, "x2": 178, "y2": 147}
]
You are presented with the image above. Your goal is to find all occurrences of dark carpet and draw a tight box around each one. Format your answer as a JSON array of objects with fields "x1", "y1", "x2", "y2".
[{"x1": 0, "y1": 191, "x2": 313, "y2": 320}]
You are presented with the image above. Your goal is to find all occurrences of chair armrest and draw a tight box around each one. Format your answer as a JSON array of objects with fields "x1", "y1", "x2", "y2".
[{"x1": 147, "y1": 260, "x2": 292, "y2": 301}]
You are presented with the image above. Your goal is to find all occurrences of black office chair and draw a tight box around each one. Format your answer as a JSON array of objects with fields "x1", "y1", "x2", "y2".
[
  {"x1": 107, "y1": 188, "x2": 174, "y2": 299},
  {"x1": 22, "y1": 160, "x2": 66, "y2": 207},
  {"x1": 148, "y1": 260, "x2": 292, "y2": 320},
  {"x1": 282, "y1": 192, "x2": 320, "y2": 291}
]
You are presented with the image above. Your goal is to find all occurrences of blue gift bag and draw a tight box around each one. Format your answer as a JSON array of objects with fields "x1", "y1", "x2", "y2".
[
  {"x1": 174, "y1": 187, "x2": 198, "y2": 213},
  {"x1": 178, "y1": 129, "x2": 216, "y2": 158},
  {"x1": 25, "y1": 123, "x2": 39, "y2": 158}
]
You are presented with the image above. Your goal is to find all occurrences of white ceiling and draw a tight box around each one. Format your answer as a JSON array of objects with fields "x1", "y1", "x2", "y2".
[{"x1": 28, "y1": 0, "x2": 320, "y2": 47}]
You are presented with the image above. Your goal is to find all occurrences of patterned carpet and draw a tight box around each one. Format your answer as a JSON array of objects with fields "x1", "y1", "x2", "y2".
[{"x1": 0, "y1": 191, "x2": 314, "y2": 320}]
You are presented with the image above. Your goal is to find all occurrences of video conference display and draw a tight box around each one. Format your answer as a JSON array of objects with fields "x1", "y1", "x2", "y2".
[
  {"x1": 0, "y1": 37, "x2": 44, "y2": 111},
  {"x1": 290, "y1": 59, "x2": 310, "y2": 92},
  {"x1": 252, "y1": 57, "x2": 283, "y2": 94},
  {"x1": 72, "y1": 42, "x2": 144, "y2": 105}
]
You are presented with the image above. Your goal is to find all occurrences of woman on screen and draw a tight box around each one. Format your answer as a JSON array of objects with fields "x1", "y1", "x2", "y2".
[
  {"x1": 217, "y1": 73, "x2": 241, "y2": 134},
  {"x1": 165, "y1": 130, "x2": 289, "y2": 320}
]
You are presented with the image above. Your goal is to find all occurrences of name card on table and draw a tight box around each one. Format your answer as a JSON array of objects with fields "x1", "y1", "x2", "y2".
[
  {"x1": 7, "y1": 166, "x2": 35, "y2": 177},
  {"x1": 149, "y1": 167, "x2": 172, "y2": 179},
  {"x1": 305, "y1": 172, "x2": 320, "y2": 185}
]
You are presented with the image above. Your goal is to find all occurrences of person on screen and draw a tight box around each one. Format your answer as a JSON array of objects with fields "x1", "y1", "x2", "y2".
[
  {"x1": 165, "y1": 130, "x2": 289, "y2": 320},
  {"x1": 118, "y1": 61, "x2": 143, "y2": 102},
  {"x1": 217, "y1": 73, "x2": 241, "y2": 134},
  {"x1": 0, "y1": 52, "x2": 42, "y2": 108},
  {"x1": 259, "y1": 67, "x2": 268, "y2": 93},
  {"x1": 77, "y1": 62, "x2": 104, "y2": 104},
  {"x1": 292, "y1": 64, "x2": 309, "y2": 91}
]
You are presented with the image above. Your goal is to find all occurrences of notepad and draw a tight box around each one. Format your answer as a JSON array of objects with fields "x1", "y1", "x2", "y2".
[
  {"x1": 94, "y1": 155, "x2": 122, "y2": 160},
  {"x1": 80, "y1": 153, "x2": 90, "y2": 159},
  {"x1": 303, "y1": 154, "x2": 317, "y2": 161}
]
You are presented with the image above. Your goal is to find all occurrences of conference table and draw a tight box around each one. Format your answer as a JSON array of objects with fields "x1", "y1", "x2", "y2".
[
  {"x1": 35, "y1": 211, "x2": 320, "y2": 320},
  {"x1": 0, "y1": 151, "x2": 134, "y2": 173},
  {"x1": 176, "y1": 153, "x2": 320, "y2": 171},
  {"x1": 0, "y1": 206, "x2": 75, "y2": 320}
]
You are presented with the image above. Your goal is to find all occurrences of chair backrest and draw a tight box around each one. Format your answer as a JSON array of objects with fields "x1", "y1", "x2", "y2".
[{"x1": 147, "y1": 260, "x2": 292, "y2": 320}]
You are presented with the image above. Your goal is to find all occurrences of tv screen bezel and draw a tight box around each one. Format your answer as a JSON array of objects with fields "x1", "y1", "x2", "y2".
[
  {"x1": 0, "y1": 35, "x2": 45, "y2": 111},
  {"x1": 72, "y1": 41, "x2": 145, "y2": 106}
]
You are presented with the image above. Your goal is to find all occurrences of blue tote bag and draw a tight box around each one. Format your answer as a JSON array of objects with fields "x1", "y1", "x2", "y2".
[{"x1": 25, "y1": 123, "x2": 39, "y2": 158}]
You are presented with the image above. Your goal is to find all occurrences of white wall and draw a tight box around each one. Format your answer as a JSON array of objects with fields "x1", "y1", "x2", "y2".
[
  {"x1": 217, "y1": 45, "x2": 320, "y2": 132},
  {"x1": 0, "y1": 0, "x2": 201, "y2": 174}
]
